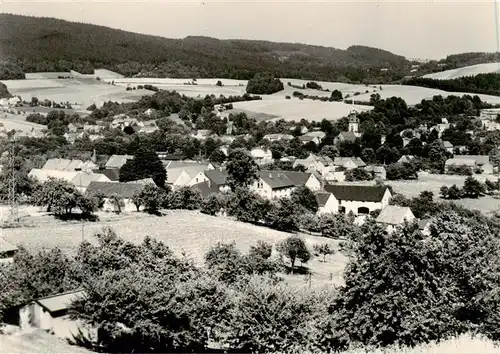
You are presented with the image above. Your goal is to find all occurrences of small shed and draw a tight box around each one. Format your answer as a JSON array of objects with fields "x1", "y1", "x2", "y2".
[
  {"x1": 19, "y1": 289, "x2": 87, "y2": 339},
  {"x1": 376, "y1": 205, "x2": 415, "y2": 232},
  {"x1": 86, "y1": 181, "x2": 146, "y2": 212},
  {"x1": 0, "y1": 237, "x2": 18, "y2": 263}
]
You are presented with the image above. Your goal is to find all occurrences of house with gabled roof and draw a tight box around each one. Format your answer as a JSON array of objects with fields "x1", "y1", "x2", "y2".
[
  {"x1": 334, "y1": 131, "x2": 357, "y2": 145},
  {"x1": 86, "y1": 181, "x2": 145, "y2": 212},
  {"x1": 293, "y1": 153, "x2": 334, "y2": 176},
  {"x1": 251, "y1": 170, "x2": 321, "y2": 200},
  {"x1": 315, "y1": 192, "x2": 338, "y2": 214},
  {"x1": 451, "y1": 155, "x2": 494, "y2": 174},
  {"x1": 323, "y1": 184, "x2": 391, "y2": 215},
  {"x1": 190, "y1": 169, "x2": 230, "y2": 193},
  {"x1": 166, "y1": 163, "x2": 214, "y2": 190},
  {"x1": 376, "y1": 205, "x2": 415, "y2": 232},
  {"x1": 397, "y1": 155, "x2": 415, "y2": 164},
  {"x1": 333, "y1": 157, "x2": 366, "y2": 170},
  {"x1": 18, "y1": 289, "x2": 90, "y2": 340},
  {"x1": 299, "y1": 135, "x2": 320, "y2": 145},
  {"x1": 105, "y1": 155, "x2": 134, "y2": 169},
  {"x1": 263, "y1": 133, "x2": 294, "y2": 142}
]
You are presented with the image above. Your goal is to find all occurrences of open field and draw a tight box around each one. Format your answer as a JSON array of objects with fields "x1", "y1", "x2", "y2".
[
  {"x1": 0, "y1": 209, "x2": 347, "y2": 289},
  {"x1": 423, "y1": 62, "x2": 500, "y2": 80},
  {"x1": 0, "y1": 327, "x2": 92, "y2": 354},
  {"x1": 0, "y1": 78, "x2": 152, "y2": 109},
  {"x1": 0, "y1": 110, "x2": 45, "y2": 133},
  {"x1": 231, "y1": 99, "x2": 373, "y2": 122},
  {"x1": 353, "y1": 84, "x2": 500, "y2": 105}
]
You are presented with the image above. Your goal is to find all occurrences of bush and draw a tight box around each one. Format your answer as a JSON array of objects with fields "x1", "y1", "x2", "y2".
[
  {"x1": 313, "y1": 243, "x2": 334, "y2": 262},
  {"x1": 446, "y1": 164, "x2": 473, "y2": 176},
  {"x1": 290, "y1": 186, "x2": 318, "y2": 213},
  {"x1": 265, "y1": 198, "x2": 301, "y2": 232},
  {"x1": 386, "y1": 162, "x2": 418, "y2": 180},
  {"x1": 246, "y1": 73, "x2": 284, "y2": 94},
  {"x1": 227, "y1": 188, "x2": 270, "y2": 224},
  {"x1": 200, "y1": 193, "x2": 227, "y2": 216},
  {"x1": 345, "y1": 167, "x2": 374, "y2": 181},
  {"x1": 306, "y1": 81, "x2": 323, "y2": 90},
  {"x1": 168, "y1": 186, "x2": 202, "y2": 210}
]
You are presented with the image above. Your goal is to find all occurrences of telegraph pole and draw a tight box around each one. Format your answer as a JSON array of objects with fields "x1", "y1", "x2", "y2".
[{"x1": 8, "y1": 137, "x2": 19, "y2": 224}]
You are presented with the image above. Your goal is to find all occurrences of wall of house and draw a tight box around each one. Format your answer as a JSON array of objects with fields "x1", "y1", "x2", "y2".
[
  {"x1": 102, "y1": 198, "x2": 138, "y2": 213},
  {"x1": 171, "y1": 170, "x2": 192, "y2": 190},
  {"x1": 481, "y1": 163, "x2": 494, "y2": 174},
  {"x1": 318, "y1": 196, "x2": 339, "y2": 214},
  {"x1": 251, "y1": 180, "x2": 294, "y2": 200},
  {"x1": 340, "y1": 200, "x2": 383, "y2": 215},
  {"x1": 305, "y1": 175, "x2": 322, "y2": 191},
  {"x1": 188, "y1": 171, "x2": 209, "y2": 186}
]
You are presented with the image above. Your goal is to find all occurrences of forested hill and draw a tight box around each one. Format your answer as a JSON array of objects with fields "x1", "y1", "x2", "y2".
[{"x1": 0, "y1": 13, "x2": 409, "y2": 82}]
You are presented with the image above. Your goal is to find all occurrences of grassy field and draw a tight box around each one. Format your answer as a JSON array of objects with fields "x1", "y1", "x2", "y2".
[
  {"x1": 0, "y1": 78, "x2": 152, "y2": 109},
  {"x1": 0, "y1": 110, "x2": 45, "y2": 134},
  {"x1": 353, "y1": 84, "x2": 500, "y2": 105},
  {"x1": 0, "y1": 209, "x2": 347, "y2": 289},
  {"x1": 423, "y1": 62, "x2": 500, "y2": 80}
]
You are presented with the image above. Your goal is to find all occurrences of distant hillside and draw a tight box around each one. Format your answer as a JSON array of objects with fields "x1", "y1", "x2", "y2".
[
  {"x1": 404, "y1": 73, "x2": 500, "y2": 97},
  {"x1": 0, "y1": 14, "x2": 409, "y2": 83},
  {"x1": 415, "y1": 52, "x2": 500, "y2": 77}
]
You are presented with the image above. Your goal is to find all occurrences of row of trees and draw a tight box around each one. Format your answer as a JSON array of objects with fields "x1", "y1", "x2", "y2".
[
  {"x1": 440, "y1": 176, "x2": 498, "y2": 200},
  {"x1": 3, "y1": 206, "x2": 500, "y2": 352}
]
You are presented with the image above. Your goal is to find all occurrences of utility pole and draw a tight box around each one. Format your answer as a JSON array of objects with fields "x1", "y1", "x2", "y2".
[{"x1": 8, "y1": 137, "x2": 18, "y2": 224}]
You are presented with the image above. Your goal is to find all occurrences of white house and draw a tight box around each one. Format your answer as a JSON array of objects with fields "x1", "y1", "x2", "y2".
[
  {"x1": 419, "y1": 219, "x2": 433, "y2": 236},
  {"x1": 18, "y1": 290, "x2": 93, "y2": 340},
  {"x1": 262, "y1": 134, "x2": 294, "y2": 142},
  {"x1": 443, "y1": 140, "x2": 454, "y2": 153},
  {"x1": 315, "y1": 192, "x2": 338, "y2": 214},
  {"x1": 29, "y1": 169, "x2": 111, "y2": 193},
  {"x1": 167, "y1": 163, "x2": 213, "y2": 190},
  {"x1": 323, "y1": 184, "x2": 392, "y2": 215},
  {"x1": 194, "y1": 169, "x2": 231, "y2": 193},
  {"x1": 299, "y1": 135, "x2": 320, "y2": 145},
  {"x1": 86, "y1": 181, "x2": 146, "y2": 212},
  {"x1": 333, "y1": 157, "x2": 366, "y2": 170},
  {"x1": 376, "y1": 205, "x2": 415, "y2": 233},
  {"x1": 251, "y1": 170, "x2": 320, "y2": 200},
  {"x1": 250, "y1": 147, "x2": 273, "y2": 165}
]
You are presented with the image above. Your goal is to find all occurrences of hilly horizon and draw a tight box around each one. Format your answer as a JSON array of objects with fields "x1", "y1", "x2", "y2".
[{"x1": 0, "y1": 13, "x2": 411, "y2": 83}]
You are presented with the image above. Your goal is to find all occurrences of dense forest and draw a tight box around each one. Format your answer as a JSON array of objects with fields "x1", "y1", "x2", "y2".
[
  {"x1": 404, "y1": 73, "x2": 500, "y2": 96},
  {"x1": 0, "y1": 14, "x2": 411, "y2": 82}
]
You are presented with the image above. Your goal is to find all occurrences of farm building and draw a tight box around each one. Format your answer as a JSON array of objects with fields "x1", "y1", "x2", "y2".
[
  {"x1": 42, "y1": 159, "x2": 97, "y2": 172},
  {"x1": 376, "y1": 205, "x2": 415, "y2": 233},
  {"x1": 29, "y1": 169, "x2": 111, "y2": 193},
  {"x1": 0, "y1": 237, "x2": 18, "y2": 263},
  {"x1": 315, "y1": 192, "x2": 337, "y2": 214},
  {"x1": 303, "y1": 131, "x2": 326, "y2": 140},
  {"x1": 86, "y1": 181, "x2": 145, "y2": 212},
  {"x1": 93, "y1": 168, "x2": 120, "y2": 181},
  {"x1": 451, "y1": 155, "x2": 494, "y2": 174},
  {"x1": 364, "y1": 165, "x2": 387, "y2": 180},
  {"x1": 323, "y1": 184, "x2": 392, "y2": 215},
  {"x1": 105, "y1": 154, "x2": 134, "y2": 169},
  {"x1": 18, "y1": 289, "x2": 90, "y2": 340}
]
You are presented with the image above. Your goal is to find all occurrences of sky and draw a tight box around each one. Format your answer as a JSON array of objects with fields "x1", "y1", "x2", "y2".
[{"x1": 2, "y1": 0, "x2": 499, "y2": 60}]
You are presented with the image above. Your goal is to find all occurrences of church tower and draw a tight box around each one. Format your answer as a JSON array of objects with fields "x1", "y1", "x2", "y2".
[{"x1": 348, "y1": 110, "x2": 359, "y2": 133}]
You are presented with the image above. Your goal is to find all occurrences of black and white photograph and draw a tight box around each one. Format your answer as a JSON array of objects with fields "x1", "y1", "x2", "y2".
[{"x1": 1, "y1": 1, "x2": 500, "y2": 353}]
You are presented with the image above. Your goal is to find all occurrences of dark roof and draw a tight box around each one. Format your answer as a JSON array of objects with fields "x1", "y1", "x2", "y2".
[
  {"x1": 204, "y1": 169, "x2": 229, "y2": 186},
  {"x1": 418, "y1": 218, "x2": 431, "y2": 230},
  {"x1": 337, "y1": 131, "x2": 357, "y2": 142},
  {"x1": 324, "y1": 184, "x2": 389, "y2": 202},
  {"x1": 315, "y1": 192, "x2": 331, "y2": 207},
  {"x1": 34, "y1": 289, "x2": 86, "y2": 314},
  {"x1": 86, "y1": 181, "x2": 145, "y2": 198},
  {"x1": 259, "y1": 171, "x2": 296, "y2": 189},
  {"x1": 192, "y1": 181, "x2": 221, "y2": 199},
  {"x1": 93, "y1": 168, "x2": 120, "y2": 181},
  {"x1": 283, "y1": 171, "x2": 312, "y2": 186}
]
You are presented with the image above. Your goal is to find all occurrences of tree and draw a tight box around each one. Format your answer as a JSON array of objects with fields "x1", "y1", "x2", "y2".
[
  {"x1": 226, "y1": 148, "x2": 259, "y2": 190},
  {"x1": 276, "y1": 236, "x2": 311, "y2": 273},
  {"x1": 227, "y1": 187, "x2": 270, "y2": 223},
  {"x1": 330, "y1": 89, "x2": 343, "y2": 102},
  {"x1": 216, "y1": 80, "x2": 223, "y2": 87},
  {"x1": 345, "y1": 167, "x2": 374, "y2": 181},
  {"x1": 246, "y1": 73, "x2": 284, "y2": 94},
  {"x1": 205, "y1": 242, "x2": 245, "y2": 284},
  {"x1": 462, "y1": 176, "x2": 485, "y2": 198},
  {"x1": 313, "y1": 243, "x2": 334, "y2": 262},
  {"x1": 291, "y1": 186, "x2": 318, "y2": 213},
  {"x1": 168, "y1": 186, "x2": 202, "y2": 210},
  {"x1": 209, "y1": 148, "x2": 226, "y2": 164},
  {"x1": 119, "y1": 144, "x2": 167, "y2": 187},
  {"x1": 265, "y1": 198, "x2": 300, "y2": 232},
  {"x1": 248, "y1": 241, "x2": 273, "y2": 260},
  {"x1": 361, "y1": 148, "x2": 377, "y2": 164},
  {"x1": 201, "y1": 193, "x2": 226, "y2": 216},
  {"x1": 109, "y1": 194, "x2": 125, "y2": 214},
  {"x1": 135, "y1": 183, "x2": 166, "y2": 214}
]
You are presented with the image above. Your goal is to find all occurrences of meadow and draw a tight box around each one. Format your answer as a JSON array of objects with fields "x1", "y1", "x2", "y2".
[
  {"x1": 423, "y1": 62, "x2": 500, "y2": 80},
  {"x1": 0, "y1": 209, "x2": 347, "y2": 289}
]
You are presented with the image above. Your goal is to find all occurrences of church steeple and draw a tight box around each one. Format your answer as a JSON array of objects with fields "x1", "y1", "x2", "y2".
[{"x1": 348, "y1": 110, "x2": 359, "y2": 133}]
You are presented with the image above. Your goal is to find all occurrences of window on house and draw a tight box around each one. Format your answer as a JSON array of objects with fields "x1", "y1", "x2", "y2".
[{"x1": 358, "y1": 207, "x2": 370, "y2": 214}]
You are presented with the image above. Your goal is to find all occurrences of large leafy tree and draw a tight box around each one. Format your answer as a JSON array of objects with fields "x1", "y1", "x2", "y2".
[
  {"x1": 225, "y1": 148, "x2": 259, "y2": 190},
  {"x1": 291, "y1": 186, "x2": 319, "y2": 213},
  {"x1": 276, "y1": 236, "x2": 311, "y2": 272},
  {"x1": 119, "y1": 144, "x2": 167, "y2": 187}
]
